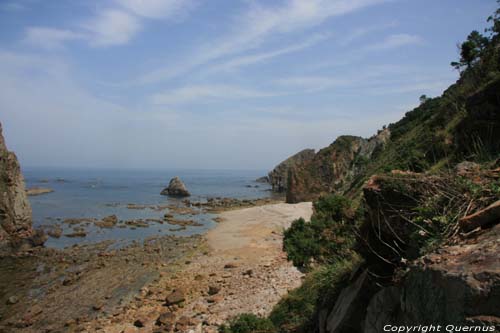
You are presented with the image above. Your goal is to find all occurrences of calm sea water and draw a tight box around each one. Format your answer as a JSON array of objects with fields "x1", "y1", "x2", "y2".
[{"x1": 23, "y1": 168, "x2": 272, "y2": 249}]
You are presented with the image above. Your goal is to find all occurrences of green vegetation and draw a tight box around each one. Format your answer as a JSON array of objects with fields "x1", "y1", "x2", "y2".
[
  {"x1": 269, "y1": 256, "x2": 360, "y2": 333},
  {"x1": 219, "y1": 314, "x2": 276, "y2": 333},
  {"x1": 283, "y1": 195, "x2": 355, "y2": 269}
]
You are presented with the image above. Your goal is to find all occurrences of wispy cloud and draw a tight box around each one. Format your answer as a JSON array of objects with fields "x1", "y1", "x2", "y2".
[
  {"x1": 137, "y1": 0, "x2": 391, "y2": 84},
  {"x1": 115, "y1": 0, "x2": 196, "y2": 19},
  {"x1": 150, "y1": 84, "x2": 282, "y2": 105},
  {"x1": 23, "y1": 0, "x2": 197, "y2": 48},
  {"x1": 24, "y1": 27, "x2": 85, "y2": 49},
  {"x1": 205, "y1": 33, "x2": 332, "y2": 73},
  {"x1": 365, "y1": 33, "x2": 424, "y2": 50},
  {"x1": 82, "y1": 9, "x2": 141, "y2": 47}
]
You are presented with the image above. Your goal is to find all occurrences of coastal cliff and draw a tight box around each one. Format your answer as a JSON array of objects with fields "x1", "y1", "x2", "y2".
[
  {"x1": 0, "y1": 122, "x2": 36, "y2": 250},
  {"x1": 268, "y1": 149, "x2": 315, "y2": 192},
  {"x1": 285, "y1": 130, "x2": 389, "y2": 203}
]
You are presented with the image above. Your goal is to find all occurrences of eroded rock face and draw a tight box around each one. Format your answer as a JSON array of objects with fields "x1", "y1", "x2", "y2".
[
  {"x1": 286, "y1": 130, "x2": 390, "y2": 203},
  {"x1": 268, "y1": 149, "x2": 315, "y2": 193},
  {"x1": 161, "y1": 177, "x2": 190, "y2": 197},
  {"x1": 0, "y1": 122, "x2": 34, "y2": 249}
]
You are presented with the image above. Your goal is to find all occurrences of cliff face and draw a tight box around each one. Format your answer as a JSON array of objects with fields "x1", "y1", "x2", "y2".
[
  {"x1": 285, "y1": 130, "x2": 390, "y2": 203},
  {"x1": 317, "y1": 170, "x2": 500, "y2": 332},
  {"x1": 0, "y1": 122, "x2": 35, "y2": 249},
  {"x1": 268, "y1": 149, "x2": 315, "y2": 192}
]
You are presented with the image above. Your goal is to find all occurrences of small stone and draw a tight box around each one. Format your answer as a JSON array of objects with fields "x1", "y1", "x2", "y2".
[
  {"x1": 208, "y1": 285, "x2": 220, "y2": 295},
  {"x1": 166, "y1": 289, "x2": 185, "y2": 305},
  {"x1": 7, "y1": 296, "x2": 18, "y2": 305}
]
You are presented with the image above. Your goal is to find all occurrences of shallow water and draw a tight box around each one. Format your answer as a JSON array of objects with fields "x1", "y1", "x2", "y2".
[{"x1": 23, "y1": 168, "x2": 271, "y2": 248}]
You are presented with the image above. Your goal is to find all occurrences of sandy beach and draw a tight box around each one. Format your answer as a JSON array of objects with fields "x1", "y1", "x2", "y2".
[{"x1": 94, "y1": 201, "x2": 313, "y2": 333}]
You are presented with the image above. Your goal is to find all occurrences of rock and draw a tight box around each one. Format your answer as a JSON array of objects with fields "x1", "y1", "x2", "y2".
[
  {"x1": 26, "y1": 187, "x2": 54, "y2": 196},
  {"x1": 47, "y1": 226, "x2": 62, "y2": 238},
  {"x1": 0, "y1": 122, "x2": 35, "y2": 249},
  {"x1": 397, "y1": 224, "x2": 500, "y2": 325},
  {"x1": 208, "y1": 285, "x2": 220, "y2": 295},
  {"x1": 459, "y1": 200, "x2": 500, "y2": 232},
  {"x1": 7, "y1": 296, "x2": 18, "y2": 305},
  {"x1": 284, "y1": 129, "x2": 390, "y2": 203},
  {"x1": 156, "y1": 312, "x2": 176, "y2": 329},
  {"x1": 364, "y1": 287, "x2": 400, "y2": 333},
  {"x1": 268, "y1": 149, "x2": 315, "y2": 193},
  {"x1": 255, "y1": 176, "x2": 269, "y2": 183},
  {"x1": 165, "y1": 289, "x2": 185, "y2": 305},
  {"x1": 325, "y1": 270, "x2": 371, "y2": 333},
  {"x1": 207, "y1": 295, "x2": 223, "y2": 303},
  {"x1": 95, "y1": 214, "x2": 118, "y2": 228},
  {"x1": 160, "y1": 177, "x2": 190, "y2": 197},
  {"x1": 133, "y1": 317, "x2": 147, "y2": 328},
  {"x1": 224, "y1": 263, "x2": 237, "y2": 269}
]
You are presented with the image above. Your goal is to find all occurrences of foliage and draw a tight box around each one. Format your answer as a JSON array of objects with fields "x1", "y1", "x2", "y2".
[
  {"x1": 218, "y1": 314, "x2": 276, "y2": 333},
  {"x1": 269, "y1": 256, "x2": 360, "y2": 333},
  {"x1": 283, "y1": 195, "x2": 355, "y2": 269}
]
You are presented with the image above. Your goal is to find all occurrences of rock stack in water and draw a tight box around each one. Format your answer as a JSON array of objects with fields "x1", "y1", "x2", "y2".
[
  {"x1": 0, "y1": 122, "x2": 40, "y2": 250},
  {"x1": 161, "y1": 177, "x2": 190, "y2": 197}
]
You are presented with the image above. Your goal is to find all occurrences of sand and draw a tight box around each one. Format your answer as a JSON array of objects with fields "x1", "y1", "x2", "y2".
[{"x1": 207, "y1": 202, "x2": 313, "y2": 261}]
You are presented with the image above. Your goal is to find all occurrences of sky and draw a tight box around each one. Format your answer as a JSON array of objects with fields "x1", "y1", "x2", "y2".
[{"x1": 0, "y1": 0, "x2": 496, "y2": 170}]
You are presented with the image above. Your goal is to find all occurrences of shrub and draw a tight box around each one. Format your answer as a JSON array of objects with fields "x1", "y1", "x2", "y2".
[
  {"x1": 283, "y1": 195, "x2": 355, "y2": 269},
  {"x1": 219, "y1": 314, "x2": 276, "y2": 333}
]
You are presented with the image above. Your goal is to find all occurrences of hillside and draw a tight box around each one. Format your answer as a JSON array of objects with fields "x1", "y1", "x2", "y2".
[{"x1": 221, "y1": 4, "x2": 500, "y2": 333}]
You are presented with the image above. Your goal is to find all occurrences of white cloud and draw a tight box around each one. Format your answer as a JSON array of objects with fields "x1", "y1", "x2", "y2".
[
  {"x1": 24, "y1": 27, "x2": 85, "y2": 49},
  {"x1": 115, "y1": 0, "x2": 196, "y2": 19},
  {"x1": 137, "y1": 0, "x2": 391, "y2": 84},
  {"x1": 150, "y1": 84, "x2": 281, "y2": 105},
  {"x1": 83, "y1": 9, "x2": 141, "y2": 47},
  {"x1": 23, "y1": 0, "x2": 197, "y2": 48},
  {"x1": 206, "y1": 33, "x2": 331, "y2": 73},
  {"x1": 366, "y1": 33, "x2": 424, "y2": 50}
]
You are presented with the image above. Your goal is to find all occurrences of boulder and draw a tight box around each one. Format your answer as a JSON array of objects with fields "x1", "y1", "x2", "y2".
[{"x1": 161, "y1": 177, "x2": 190, "y2": 197}]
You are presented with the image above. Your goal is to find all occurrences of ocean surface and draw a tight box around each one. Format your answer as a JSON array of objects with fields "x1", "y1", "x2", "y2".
[{"x1": 23, "y1": 168, "x2": 273, "y2": 249}]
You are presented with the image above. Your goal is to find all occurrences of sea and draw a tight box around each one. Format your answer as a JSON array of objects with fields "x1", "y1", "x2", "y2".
[{"x1": 23, "y1": 168, "x2": 273, "y2": 249}]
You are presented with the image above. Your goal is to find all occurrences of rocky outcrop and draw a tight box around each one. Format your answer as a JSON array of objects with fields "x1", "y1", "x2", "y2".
[
  {"x1": 268, "y1": 149, "x2": 315, "y2": 192},
  {"x1": 26, "y1": 187, "x2": 54, "y2": 196},
  {"x1": 0, "y1": 122, "x2": 36, "y2": 250},
  {"x1": 161, "y1": 177, "x2": 190, "y2": 197},
  {"x1": 286, "y1": 129, "x2": 390, "y2": 203},
  {"x1": 315, "y1": 170, "x2": 500, "y2": 332}
]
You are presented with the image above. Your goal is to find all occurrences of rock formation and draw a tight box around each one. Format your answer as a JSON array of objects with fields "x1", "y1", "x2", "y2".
[
  {"x1": 161, "y1": 177, "x2": 190, "y2": 197},
  {"x1": 285, "y1": 129, "x2": 390, "y2": 203},
  {"x1": 315, "y1": 170, "x2": 500, "y2": 332},
  {"x1": 268, "y1": 149, "x2": 315, "y2": 192},
  {"x1": 0, "y1": 122, "x2": 37, "y2": 250}
]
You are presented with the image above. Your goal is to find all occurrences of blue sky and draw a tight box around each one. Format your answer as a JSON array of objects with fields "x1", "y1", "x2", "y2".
[{"x1": 0, "y1": 0, "x2": 496, "y2": 170}]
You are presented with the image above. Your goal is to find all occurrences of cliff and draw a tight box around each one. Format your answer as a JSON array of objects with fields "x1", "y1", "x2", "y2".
[
  {"x1": 285, "y1": 130, "x2": 389, "y2": 203},
  {"x1": 268, "y1": 148, "x2": 315, "y2": 192},
  {"x1": 0, "y1": 122, "x2": 37, "y2": 250}
]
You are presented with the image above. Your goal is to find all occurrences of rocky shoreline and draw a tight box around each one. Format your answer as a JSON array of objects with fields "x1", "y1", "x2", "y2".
[{"x1": 0, "y1": 201, "x2": 311, "y2": 333}]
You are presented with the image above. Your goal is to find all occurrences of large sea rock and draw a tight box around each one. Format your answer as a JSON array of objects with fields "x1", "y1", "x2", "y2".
[
  {"x1": 161, "y1": 177, "x2": 190, "y2": 197},
  {"x1": 0, "y1": 122, "x2": 37, "y2": 250}
]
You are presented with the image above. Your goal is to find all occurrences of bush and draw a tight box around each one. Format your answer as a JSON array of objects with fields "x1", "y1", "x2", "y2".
[
  {"x1": 283, "y1": 195, "x2": 355, "y2": 269},
  {"x1": 219, "y1": 314, "x2": 276, "y2": 333},
  {"x1": 269, "y1": 256, "x2": 360, "y2": 333}
]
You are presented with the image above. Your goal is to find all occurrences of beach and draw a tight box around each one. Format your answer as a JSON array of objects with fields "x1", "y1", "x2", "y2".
[
  {"x1": 0, "y1": 201, "x2": 312, "y2": 332},
  {"x1": 88, "y1": 202, "x2": 313, "y2": 332}
]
